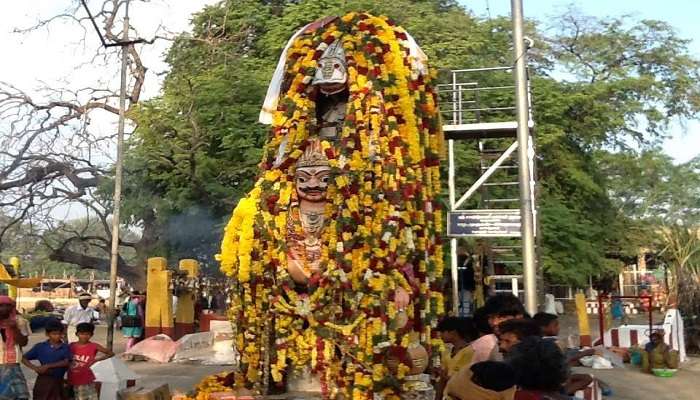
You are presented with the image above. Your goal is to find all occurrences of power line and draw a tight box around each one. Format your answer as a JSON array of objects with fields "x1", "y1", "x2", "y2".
[{"x1": 79, "y1": 0, "x2": 146, "y2": 47}]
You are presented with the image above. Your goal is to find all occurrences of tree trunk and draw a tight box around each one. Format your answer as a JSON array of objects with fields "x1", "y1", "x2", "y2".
[{"x1": 49, "y1": 247, "x2": 145, "y2": 286}]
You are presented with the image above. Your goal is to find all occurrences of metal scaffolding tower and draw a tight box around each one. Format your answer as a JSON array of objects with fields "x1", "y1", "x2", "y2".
[{"x1": 439, "y1": 65, "x2": 537, "y2": 316}]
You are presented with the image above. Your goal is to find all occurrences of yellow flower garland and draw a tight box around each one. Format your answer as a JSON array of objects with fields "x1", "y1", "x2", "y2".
[{"x1": 203, "y1": 12, "x2": 445, "y2": 400}]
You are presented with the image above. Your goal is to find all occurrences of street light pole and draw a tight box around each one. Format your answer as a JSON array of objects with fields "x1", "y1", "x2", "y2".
[
  {"x1": 510, "y1": 0, "x2": 538, "y2": 316},
  {"x1": 106, "y1": 0, "x2": 130, "y2": 351}
]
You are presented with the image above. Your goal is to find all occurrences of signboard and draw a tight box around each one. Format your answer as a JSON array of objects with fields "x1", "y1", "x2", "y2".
[{"x1": 447, "y1": 209, "x2": 521, "y2": 237}]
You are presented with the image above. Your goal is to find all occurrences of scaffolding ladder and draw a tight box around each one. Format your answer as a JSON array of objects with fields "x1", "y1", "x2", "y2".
[{"x1": 438, "y1": 66, "x2": 537, "y2": 316}]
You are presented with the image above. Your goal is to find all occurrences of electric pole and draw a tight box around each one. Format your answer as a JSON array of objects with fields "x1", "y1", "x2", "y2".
[
  {"x1": 106, "y1": 0, "x2": 130, "y2": 351},
  {"x1": 510, "y1": 0, "x2": 538, "y2": 316}
]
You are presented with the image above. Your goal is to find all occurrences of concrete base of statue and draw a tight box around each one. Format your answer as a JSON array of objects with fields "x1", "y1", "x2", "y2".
[{"x1": 287, "y1": 367, "x2": 322, "y2": 399}]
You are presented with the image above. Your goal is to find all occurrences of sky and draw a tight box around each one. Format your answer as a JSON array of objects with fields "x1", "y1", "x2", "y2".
[
  {"x1": 461, "y1": 0, "x2": 700, "y2": 163},
  {"x1": 0, "y1": 0, "x2": 697, "y2": 164},
  {"x1": 0, "y1": 0, "x2": 219, "y2": 221}
]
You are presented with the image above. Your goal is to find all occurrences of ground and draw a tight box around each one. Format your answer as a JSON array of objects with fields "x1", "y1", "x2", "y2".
[
  {"x1": 21, "y1": 325, "x2": 228, "y2": 396},
  {"x1": 19, "y1": 322, "x2": 700, "y2": 399}
]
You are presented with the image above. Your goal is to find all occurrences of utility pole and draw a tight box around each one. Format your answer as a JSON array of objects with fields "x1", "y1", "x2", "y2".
[
  {"x1": 510, "y1": 0, "x2": 538, "y2": 316},
  {"x1": 106, "y1": 0, "x2": 130, "y2": 351}
]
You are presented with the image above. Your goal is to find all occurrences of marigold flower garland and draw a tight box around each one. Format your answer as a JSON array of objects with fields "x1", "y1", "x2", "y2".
[{"x1": 202, "y1": 13, "x2": 445, "y2": 400}]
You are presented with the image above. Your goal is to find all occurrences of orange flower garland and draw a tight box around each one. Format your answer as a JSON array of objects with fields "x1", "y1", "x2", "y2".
[{"x1": 208, "y1": 13, "x2": 444, "y2": 400}]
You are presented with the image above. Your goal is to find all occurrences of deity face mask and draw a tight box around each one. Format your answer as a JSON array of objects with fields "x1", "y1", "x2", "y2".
[
  {"x1": 295, "y1": 140, "x2": 330, "y2": 202},
  {"x1": 296, "y1": 167, "x2": 330, "y2": 202},
  {"x1": 313, "y1": 40, "x2": 347, "y2": 95}
]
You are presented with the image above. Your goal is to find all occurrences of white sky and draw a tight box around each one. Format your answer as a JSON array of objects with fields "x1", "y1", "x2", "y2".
[
  {"x1": 0, "y1": 0, "x2": 219, "y2": 102},
  {"x1": 465, "y1": 0, "x2": 700, "y2": 163},
  {"x1": 0, "y1": 0, "x2": 219, "y2": 220}
]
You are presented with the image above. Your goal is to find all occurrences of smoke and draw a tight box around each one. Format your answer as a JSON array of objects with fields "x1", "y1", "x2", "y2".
[{"x1": 164, "y1": 205, "x2": 226, "y2": 276}]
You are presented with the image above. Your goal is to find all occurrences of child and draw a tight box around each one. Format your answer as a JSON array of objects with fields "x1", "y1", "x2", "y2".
[
  {"x1": 532, "y1": 312, "x2": 596, "y2": 365},
  {"x1": 68, "y1": 322, "x2": 114, "y2": 400},
  {"x1": 21, "y1": 319, "x2": 71, "y2": 400},
  {"x1": 532, "y1": 312, "x2": 559, "y2": 339}
]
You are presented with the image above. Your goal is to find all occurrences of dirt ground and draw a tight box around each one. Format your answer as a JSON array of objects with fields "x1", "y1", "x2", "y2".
[
  {"x1": 19, "y1": 322, "x2": 700, "y2": 399},
  {"x1": 21, "y1": 325, "x2": 230, "y2": 396}
]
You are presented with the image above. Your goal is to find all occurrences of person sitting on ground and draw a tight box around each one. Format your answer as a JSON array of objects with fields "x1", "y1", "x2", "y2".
[
  {"x1": 471, "y1": 294, "x2": 528, "y2": 364},
  {"x1": 436, "y1": 317, "x2": 479, "y2": 399},
  {"x1": 642, "y1": 330, "x2": 679, "y2": 373},
  {"x1": 68, "y1": 323, "x2": 114, "y2": 400},
  {"x1": 21, "y1": 319, "x2": 71, "y2": 400},
  {"x1": 445, "y1": 361, "x2": 517, "y2": 400},
  {"x1": 497, "y1": 318, "x2": 541, "y2": 354},
  {"x1": 532, "y1": 312, "x2": 595, "y2": 366},
  {"x1": 506, "y1": 336, "x2": 570, "y2": 400},
  {"x1": 505, "y1": 331, "x2": 593, "y2": 398},
  {"x1": 534, "y1": 313, "x2": 613, "y2": 396}
]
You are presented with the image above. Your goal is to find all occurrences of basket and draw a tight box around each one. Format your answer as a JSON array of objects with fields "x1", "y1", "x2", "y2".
[{"x1": 651, "y1": 368, "x2": 677, "y2": 377}]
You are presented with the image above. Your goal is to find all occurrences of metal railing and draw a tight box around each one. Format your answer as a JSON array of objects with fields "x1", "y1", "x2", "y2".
[{"x1": 437, "y1": 67, "x2": 530, "y2": 126}]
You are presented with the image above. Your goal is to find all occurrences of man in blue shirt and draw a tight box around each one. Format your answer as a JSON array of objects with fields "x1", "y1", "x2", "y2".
[{"x1": 21, "y1": 319, "x2": 71, "y2": 400}]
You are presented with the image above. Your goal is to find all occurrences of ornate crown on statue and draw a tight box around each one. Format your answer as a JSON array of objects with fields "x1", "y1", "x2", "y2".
[{"x1": 296, "y1": 140, "x2": 330, "y2": 168}]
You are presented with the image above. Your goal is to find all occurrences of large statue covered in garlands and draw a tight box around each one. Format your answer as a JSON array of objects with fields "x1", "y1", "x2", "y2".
[{"x1": 215, "y1": 12, "x2": 444, "y2": 399}]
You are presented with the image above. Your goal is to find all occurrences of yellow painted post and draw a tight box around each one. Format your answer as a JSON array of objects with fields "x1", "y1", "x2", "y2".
[
  {"x1": 145, "y1": 257, "x2": 174, "y2": 338},
  {"x1": 8, "y1": 257, "x2": 20, "y2": 301},
  {"x1": 175, "y1": 259, "x2": 199, "y2": 338},
  {"x1": 179, "y1": 259, "x2": 199, "y2": 278},
  {"x1": 575, "y1": 293, "x2": 592, "y2": 347}
]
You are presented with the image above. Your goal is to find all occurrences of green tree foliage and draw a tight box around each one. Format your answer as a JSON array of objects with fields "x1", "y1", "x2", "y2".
[
  {"x1": 598, "y1": 150, "x2": 700, "y2": 314},
  {"x1": 121, "y1": 0, "x2": 700, "y2": 286},
  {"x1": 0, "y1": 214, "x2": 111, "y2": 280}
]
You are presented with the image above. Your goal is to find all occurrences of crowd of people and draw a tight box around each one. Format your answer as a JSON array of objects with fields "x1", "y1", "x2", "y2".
[{"x1": 435, "y1": 293, "x2": 597, "y2": 400}]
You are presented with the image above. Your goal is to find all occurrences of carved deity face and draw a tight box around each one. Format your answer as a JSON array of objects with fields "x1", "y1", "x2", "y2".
[
  {"x1": 295, "y1": 165, "x2": 330, "y2": 202},
  {"x1": 294, "y1": 139, "x2": 331, "y2": 203},
  {"x1": 313, "y1": 40, "x2": 347, "y2": 96}
]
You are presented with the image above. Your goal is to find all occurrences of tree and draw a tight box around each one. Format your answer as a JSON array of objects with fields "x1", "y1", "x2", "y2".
[
  {"x1": 0, "y1": 0, "x2": 163, "y2": 287},
  {"x1": 123, "y1": 1, "x2": 700, "y2": 287},
  {"x1": 530, "y1": 9, "x2": 700, "y2": 285},
  {"x1": 6, "y1": 1, "x2": 700, "y2": 288},
  {"x1": 0, "y1": 213, "x2": 113, "y2": 280},
  {"x1": 600, "y1": 150, "x2": 700, "y2": 315}
]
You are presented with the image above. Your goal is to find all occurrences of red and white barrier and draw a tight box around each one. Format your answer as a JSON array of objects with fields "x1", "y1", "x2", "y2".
[{"x1": 593, "y1": 309, "x2": 686, "y2": 362}]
